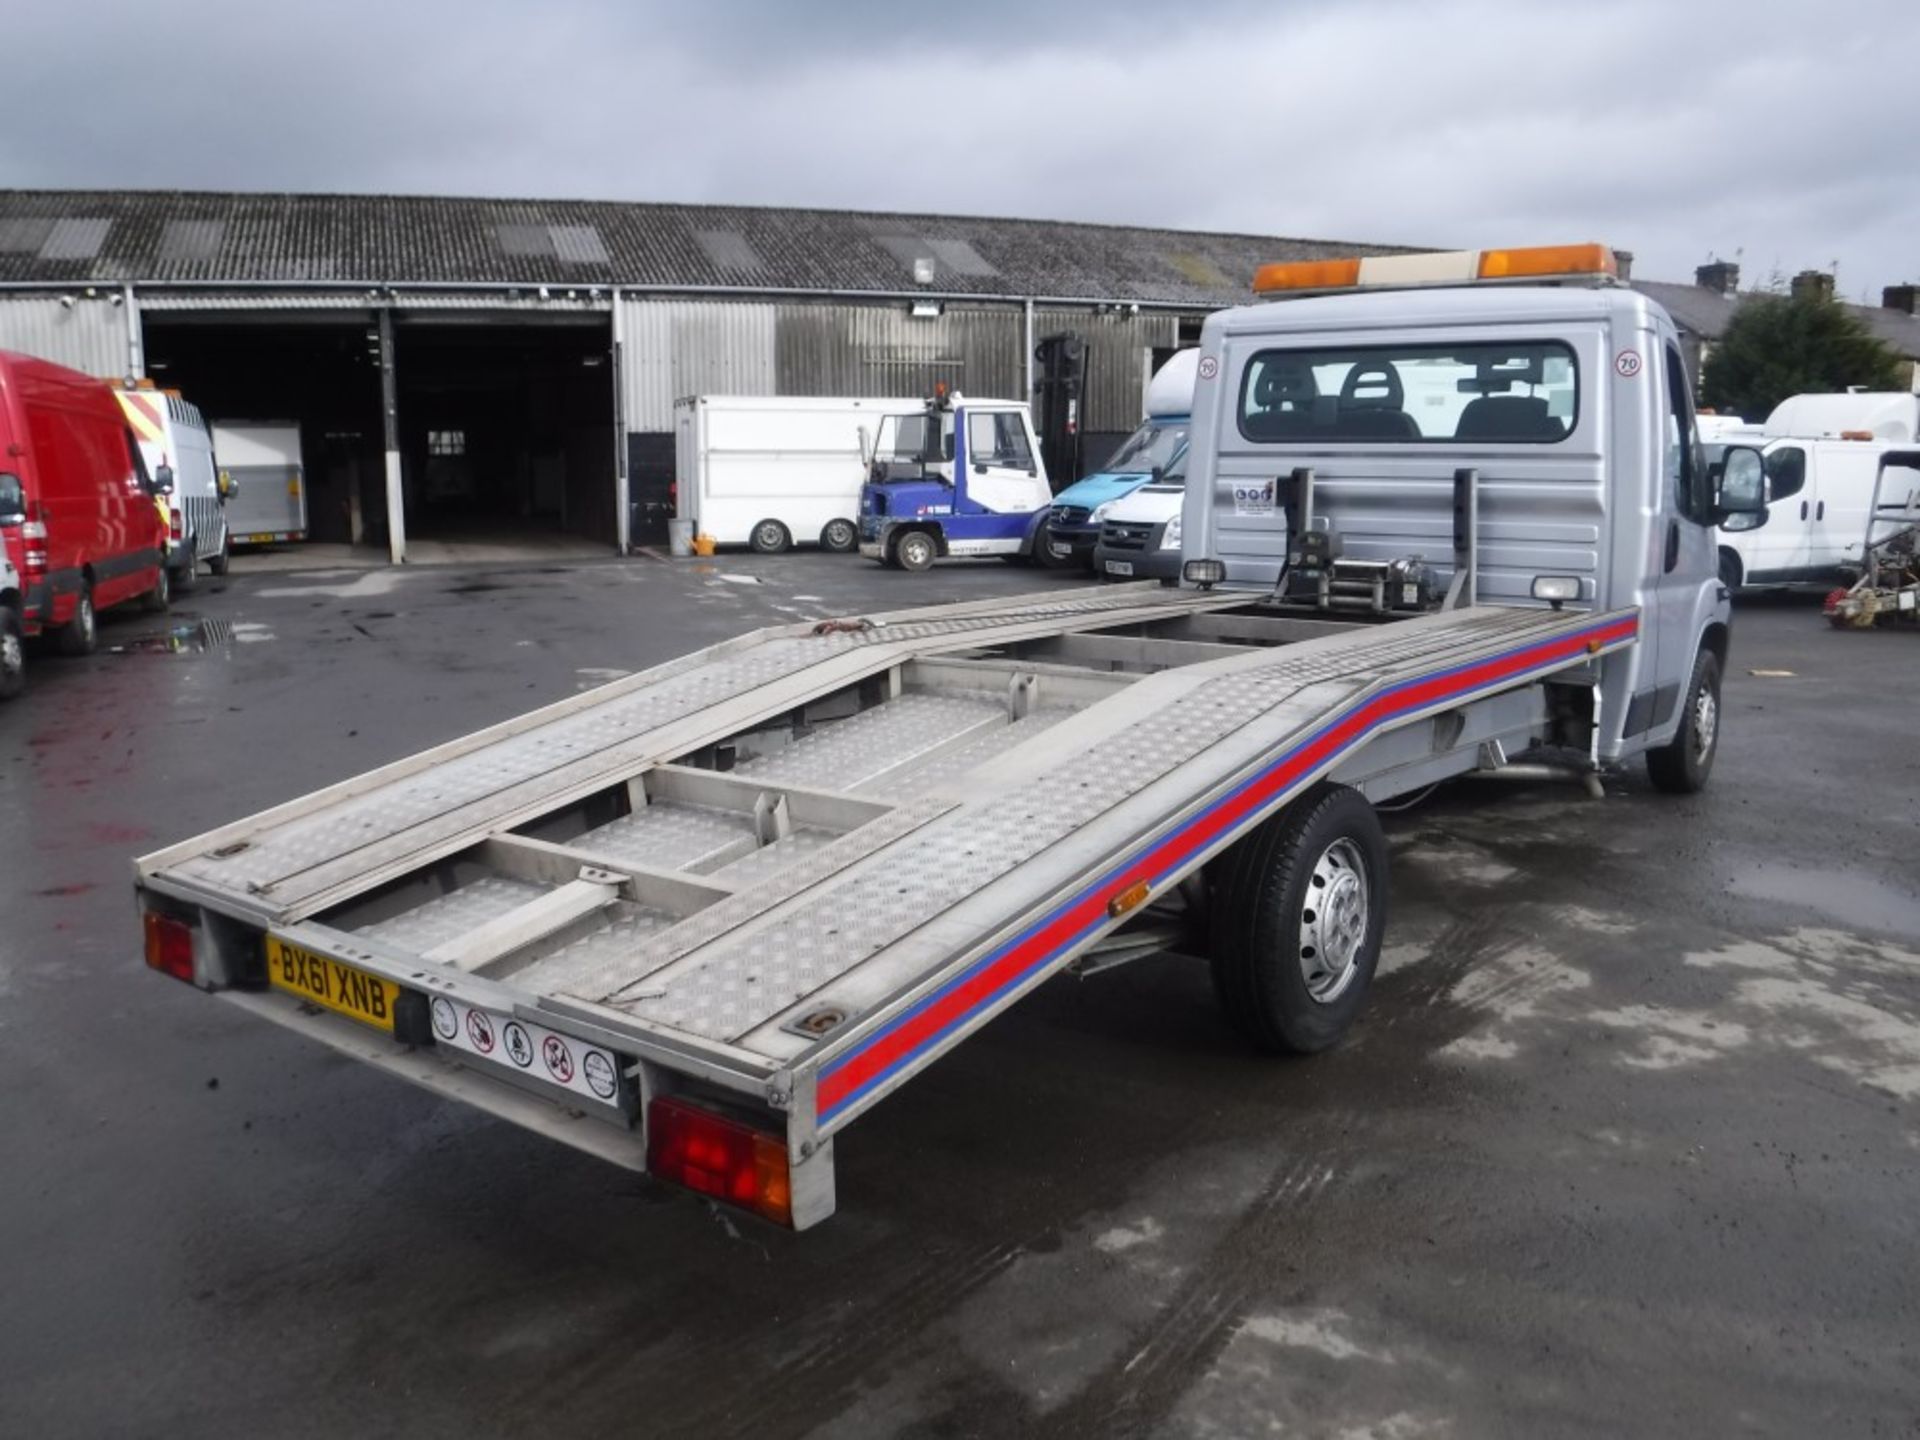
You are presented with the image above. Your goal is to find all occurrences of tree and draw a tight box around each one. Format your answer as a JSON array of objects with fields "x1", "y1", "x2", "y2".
[{"x1": 1700, "y1": 289, "x2": 1904, "y2": 420}]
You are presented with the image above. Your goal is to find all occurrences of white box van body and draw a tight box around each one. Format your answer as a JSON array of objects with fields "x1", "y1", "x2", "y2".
[
  {"x1": 675, "y1": 396, "x2": 923, "y2": 553},
  {"x1": 117, "y1": 388, "x2": 227, "y2": 581},
  {"x1": 1717, "y1": 392, "x2": 1919, "y2": 589},
  {"x1": 212, "y1": 422, "x2": 307, "y2": 547}
]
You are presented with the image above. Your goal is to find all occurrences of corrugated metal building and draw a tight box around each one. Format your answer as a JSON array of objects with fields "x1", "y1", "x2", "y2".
[
  {"x1": 8, "y1": 193, "x2": 1912, "y2": 562},
  {"x1": 0, "y1": 189, "x2": 1402, "y2": 561}
]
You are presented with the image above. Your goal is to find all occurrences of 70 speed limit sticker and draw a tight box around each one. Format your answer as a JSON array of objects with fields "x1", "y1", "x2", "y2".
[{"x1": 428, "y1": 993, "x2": 626, "y2": 1109}]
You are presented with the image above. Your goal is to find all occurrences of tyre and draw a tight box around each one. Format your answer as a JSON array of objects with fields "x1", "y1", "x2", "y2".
[
  {"x1": 749, "y1": 519, "x2": 792, "y2": 555},
  {"x1": 1646, "y1": 647, "x2": 1721, "y2": 794},
  {"x1": 1033, "y1": 524, "x2": 1075, "y2": 570},
  {"x1": 1208, "y1": 782, "x2": 1389, "y2": 1054},
  {"x1": 57, "y1": 584, "x2": 97, "y2": 657},
  {"x1": 208, "y1": 534, "x2": 230, "y2": 577},
  {"x1": 173, "y1": 543, "x2": 198, "y2": 596},
  {"x1": 143, "y1": 563, "x2": 171, "y2": 614},
  {"x1": 819, "y1": 518, "x2": 858, "y2": 553},
  {"x1": 1718, "y1": 549, "x2": 1741, "y2": 592},
  {"x1": 0, "y1": 607, "x2": 24, "y2": 701},
  {"x1": 894, "y1": 529, "x2": 937, "y2": 573}
]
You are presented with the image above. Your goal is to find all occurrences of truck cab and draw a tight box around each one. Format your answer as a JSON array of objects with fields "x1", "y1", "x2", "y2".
[
  {"x1": 858, "y1": 392, "x2": 1050, "y2": 571},
  {"x1": 1039, "y1": 349, "x2": 1199, "y2": 570},
  {"x1": 1178, "y1": 243, "x2": 1763, "y2": 781}
]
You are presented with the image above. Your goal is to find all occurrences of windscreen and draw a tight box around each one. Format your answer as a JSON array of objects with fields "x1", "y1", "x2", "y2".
[
  {"x1": 1238, "y1": 342, "x2": 1578, "y2": 444},
  {"x1": 1102, "y1": 421, "x2": 1190, "y2": 474}
]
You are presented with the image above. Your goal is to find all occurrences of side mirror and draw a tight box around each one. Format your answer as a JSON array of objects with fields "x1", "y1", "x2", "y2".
[
  {"x1": 0, "y1": 473, "x2": 23, "y2": 526},
  {"x1": 856, "y1": 425, "x2": 873, "y2": 468},
  {"x1": 1712, "y1": 445, "x2": 1766, "y2": 520},
  {"x1": 217, "y1": 472, "x2": 238, "y2": 500},
  {"x1": 153, "y1": 463, "x2": 176, "y2": 496}
]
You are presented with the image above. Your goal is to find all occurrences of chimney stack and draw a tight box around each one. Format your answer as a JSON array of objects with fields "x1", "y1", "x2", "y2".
[
  {"x1": 1611, "y1": 249, "x2": 1634, "y2": 281},
  {"x1": 1790, "y1": 270, "x2": 1835, "y2": 302},
  {"x1": 1695, "y1": 260, "x2": 1739, "y2": 295},
  {"x1": 1882, "y1": 284, "x2": 1918, "y2": 316}
]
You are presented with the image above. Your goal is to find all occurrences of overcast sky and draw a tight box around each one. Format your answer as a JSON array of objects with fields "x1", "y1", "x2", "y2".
[{"x1": 6, "y1": 0, "x2": 1914, "y2": 296}]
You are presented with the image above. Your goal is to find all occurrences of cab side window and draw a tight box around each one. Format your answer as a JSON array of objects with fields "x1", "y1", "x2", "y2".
[
  {"x1": 1764, "y1": 446, "x2": 1806, "y2": 501},
  {"x1": 967, "y1": 412, "x2": 1033, "y2": 469},
  {"x1": 1663, "y1": 345, "x2": 1711, "y2": 524}
]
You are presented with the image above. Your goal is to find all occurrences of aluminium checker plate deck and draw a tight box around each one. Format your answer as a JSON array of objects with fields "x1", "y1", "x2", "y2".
[
  {"x1": 535, "y1": 601, "x2": 1638, "y2": 1138},
  {"x1": 138, "y1": 584, "x2": 1637, "y2": 1146},
  {"x1": 136, "y1": 584, "x2": 1239, "y2": 923}
]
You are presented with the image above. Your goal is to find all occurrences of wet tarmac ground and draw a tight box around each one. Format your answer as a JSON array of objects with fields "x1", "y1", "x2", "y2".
[{"x1": 2, "y1": 558, "x2": 1917, "y2": 1438}]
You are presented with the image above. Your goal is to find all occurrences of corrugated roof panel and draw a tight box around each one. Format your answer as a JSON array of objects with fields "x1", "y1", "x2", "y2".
[
  {"x1": 495, "y1": 223, "x2": 554, "y2": 258},
  {"x1": 549, "y1": 224, "x2": 609, "y2": 264},
  {"x1": 0, "y1": 218, "x2": 54, "y2": 253},
  {"x1": 158, "y1": 219, "x2": 226, "y2": 262},
  {"x1": 693, "y1": 227, "x2": 764, "y2": 274},
  {"x1": 40, "y1": 218, "x2": 112, "y2": 260},
  {"x1": 927, "y1": 238, "x2": 997, "y2": 278}
]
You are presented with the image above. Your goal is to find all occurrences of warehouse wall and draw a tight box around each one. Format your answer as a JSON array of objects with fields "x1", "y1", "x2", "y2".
[{"x1": 0, "y1": 294, "x2": 131, "y2": 377}]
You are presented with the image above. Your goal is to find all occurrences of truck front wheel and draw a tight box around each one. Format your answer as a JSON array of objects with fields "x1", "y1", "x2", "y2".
[
  {"x1": 894, "y1": 530, "x2": 937, "y2": 572},
  {"x1": 1208, "y1": 783, "x2": 1389, "y2": 1054},
  {"x1": 1646, "y1": 647, "x2": 1720, "y2": 794}
]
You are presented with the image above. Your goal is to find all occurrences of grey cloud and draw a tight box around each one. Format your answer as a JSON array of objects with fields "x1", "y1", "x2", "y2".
[{"x1": 1, "y1": 0, "x2": 1914, "y2": 296}]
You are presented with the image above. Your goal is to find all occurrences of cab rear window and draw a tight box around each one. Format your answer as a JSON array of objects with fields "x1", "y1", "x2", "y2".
[{"x1": 1238, "y1": 341, "x2": 1578, "y2": 445}]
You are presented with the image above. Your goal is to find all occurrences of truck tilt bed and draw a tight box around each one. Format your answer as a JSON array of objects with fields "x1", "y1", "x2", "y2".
[{"x1": 137, "y1": 583, "x2": 1636, "y2": 1226}]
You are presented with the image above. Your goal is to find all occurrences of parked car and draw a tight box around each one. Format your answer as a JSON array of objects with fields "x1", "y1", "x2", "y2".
[
  {"x1": 1037, "y1": 349, "x2": 1198, "y2": 569},
  {"x1": 117, "y1": 385, "x2": 230, "y2": 586},
  {"x1": 0, "y1": 350, "x2": 169, "y2": 657},
  {"x1": 1092, "y1": 459, "x2": 1186, "y2": 582}
]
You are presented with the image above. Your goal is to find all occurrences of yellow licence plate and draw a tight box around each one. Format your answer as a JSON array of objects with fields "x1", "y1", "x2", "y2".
[{"x1": 266, "y1": 937, "x2": 399, "y2": 1033}]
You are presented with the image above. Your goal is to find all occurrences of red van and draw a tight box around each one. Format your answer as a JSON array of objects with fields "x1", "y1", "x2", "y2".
[{"x1": 0, "y1": 350, "x2": 169, "y2": 658}]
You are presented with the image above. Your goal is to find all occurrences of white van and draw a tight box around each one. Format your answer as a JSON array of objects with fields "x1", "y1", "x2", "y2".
[
  {"x1": 1718, "y1": 392, "x2": 1920, "y2": 590},
  {"x1": 116, "y1": 387, "x2": 228, "y2": 587},
  {"x1": 675, "y1": 395, "x2": 922, "y2": 553}
]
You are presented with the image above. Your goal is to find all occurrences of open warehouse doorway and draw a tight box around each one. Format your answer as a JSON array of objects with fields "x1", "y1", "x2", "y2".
[
  {"x1": 140, "y1": 304, "x2": 620, "y2": 562},
  {"x1": 141, "y1": 314, "x2": 386, "y2": 549},
  {"x1": 392, "y1": 314, "x2": 616, "y2": 552}
]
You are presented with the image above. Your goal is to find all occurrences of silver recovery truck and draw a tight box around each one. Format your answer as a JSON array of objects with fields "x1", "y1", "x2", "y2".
[{"x1": 135, "y1": 244, "x2": 1767, "y2": 1229}]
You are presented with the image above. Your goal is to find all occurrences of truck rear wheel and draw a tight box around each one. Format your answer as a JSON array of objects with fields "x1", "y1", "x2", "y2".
[
  {"x1": 57, "y1": 584, "x2": 97, "y2": 657},
  {"x1": 750, "y1": 519, "x2": 792, "y2": 554},
  {"x1": 208, "y1": 535, "x2": 230, "y2": 577},
  {"x1": 819, "y1": 518, "x2": 858, "y2": 553},
  {"x1": 173, "y1": 543, "x2": 198, "y2": 595},
  {"x1": 894, "y1": 529, "x2": 937, "y2": 572},
  {"x1": 1646, "y1": 647, "x2": 1720, "y2": 794},
  {"x1": 1208, "y1": 783, "x2": 1389, "y2": 1054}
]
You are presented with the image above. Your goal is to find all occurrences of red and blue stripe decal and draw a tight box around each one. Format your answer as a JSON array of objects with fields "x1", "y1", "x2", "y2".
[{"x1": 814, "y1": 611, "x2": 1639, "y2": 1126}]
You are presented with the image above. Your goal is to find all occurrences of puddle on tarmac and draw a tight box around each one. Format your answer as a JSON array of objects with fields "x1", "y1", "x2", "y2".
[
  {"x1": 1728, "y1": 863, "x2": 1920, "y2": 935},
  {"x1": 110, "y1": 619, "x2": 274, "y2": 655}
]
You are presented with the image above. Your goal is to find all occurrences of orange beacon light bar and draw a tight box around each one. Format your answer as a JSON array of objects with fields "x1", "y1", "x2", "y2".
[{"x1": 1254, "y1": 243, "x2": 1618, "y2": 295}]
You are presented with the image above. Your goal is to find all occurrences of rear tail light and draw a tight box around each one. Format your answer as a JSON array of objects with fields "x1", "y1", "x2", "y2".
[
  {"x1": 143, "y1": 912, "x2": 196, "y2": 984},
  {"x1": 22, "y1": 508, "x2": 47, "y2": 576},
  {"x1": 647, "y1": 1095, "x2": 793, "y2": 1227},
  {"x1": 170, "y1": 509, "x2": 183, "y2": 541}
]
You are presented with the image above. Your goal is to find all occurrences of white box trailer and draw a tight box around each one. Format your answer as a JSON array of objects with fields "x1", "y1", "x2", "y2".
[
  {"x1": 211, "y1": 421, "x2": 307, "y2": 547},
  {"x1": 134, "y1": 245, "x2": 1766, "y2": 1230},
  {"x1": 674, "y1": 395, "x2": 923, "y2": 554}
]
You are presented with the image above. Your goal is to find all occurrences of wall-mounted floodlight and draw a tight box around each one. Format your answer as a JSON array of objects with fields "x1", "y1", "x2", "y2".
[{"x1": 910, "y1": 300, "x2": 942, "y2": 319}]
